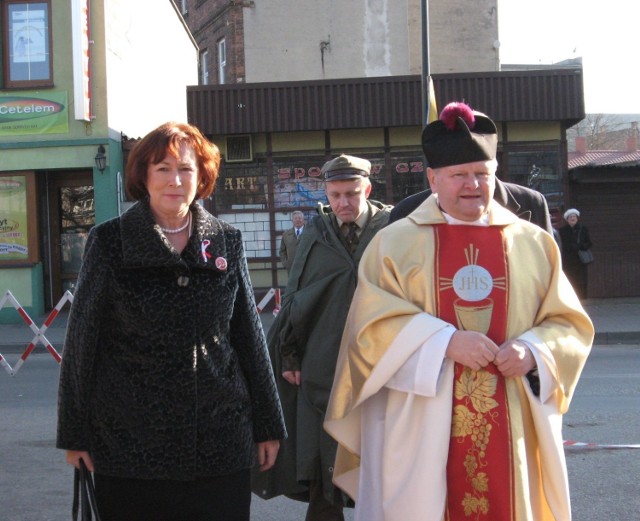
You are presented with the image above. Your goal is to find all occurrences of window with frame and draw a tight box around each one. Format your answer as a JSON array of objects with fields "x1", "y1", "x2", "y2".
[
  {"x1": 200, "y1": 49, "x2": 209, "y2": 85},
  {"x1": 217, "y1": 38, "x2": 226, "y2": 85},
  {"x1": 1, "y1": 0, "x2": 53, "y2": 88}
]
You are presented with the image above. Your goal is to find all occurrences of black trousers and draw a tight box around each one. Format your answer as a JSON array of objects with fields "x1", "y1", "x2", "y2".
[{"x1": 94, "y1": 469, "x2": 250, "y2": 521}]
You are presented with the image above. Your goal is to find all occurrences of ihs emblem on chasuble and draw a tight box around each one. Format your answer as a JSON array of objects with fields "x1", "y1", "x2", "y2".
[{"x1": 439, "y1": 243, "x2": 506, "y2": 335}]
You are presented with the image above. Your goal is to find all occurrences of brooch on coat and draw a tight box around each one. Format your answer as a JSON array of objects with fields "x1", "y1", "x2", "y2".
[{"x1": 201, "y1": 239, "x2": 227, "y2": 272}]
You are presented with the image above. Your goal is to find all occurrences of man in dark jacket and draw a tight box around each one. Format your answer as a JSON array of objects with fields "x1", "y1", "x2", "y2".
[
  {"x1": 253, "y1": 154, "x2": 392, "y2": 521},
  {"x1": 389, "y1": 167, "x2": 553, "y2": 234},
  {"x1": 279, "y1": 210, "x2": 306, "y2": 272}
]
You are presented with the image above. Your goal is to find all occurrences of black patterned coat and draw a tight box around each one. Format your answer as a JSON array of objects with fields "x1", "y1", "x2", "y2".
[{"x1": 56, "y1": 200, "x2": 286, "y2": 480}]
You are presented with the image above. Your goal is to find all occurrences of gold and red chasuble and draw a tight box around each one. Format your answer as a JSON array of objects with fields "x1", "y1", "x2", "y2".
[{"x1": 434, "y1": 224, "x2": 515, "y2": 521}]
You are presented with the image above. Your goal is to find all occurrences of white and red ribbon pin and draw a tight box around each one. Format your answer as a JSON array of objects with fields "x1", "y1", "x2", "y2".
[{"x1": 201, "y1": 240, "x2": 212, "y2": 263}]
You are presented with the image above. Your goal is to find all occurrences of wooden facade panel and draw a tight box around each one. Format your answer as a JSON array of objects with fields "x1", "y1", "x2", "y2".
[
  {"x1": 424, "y1": 70, "x2": 584, "y2": 123},
  {"x1": 572, "y1": 181, "x2": 640, "y2": 297},
  {"x1": 187, "y1": 69, "x2": 584, "y2": 135},
  {"x1": 587, "y1": 251, "x2": 640, "y2": 298}
]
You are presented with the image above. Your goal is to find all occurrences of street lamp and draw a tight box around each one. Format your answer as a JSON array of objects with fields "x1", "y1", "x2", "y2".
[{"x1": 94, "y1": 144, "x2": 107, "y2": 173}]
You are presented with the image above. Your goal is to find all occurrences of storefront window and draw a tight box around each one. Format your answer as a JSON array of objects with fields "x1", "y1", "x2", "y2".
[
  {"x1": 387, "y1": 155, "x2": 427, "y2": 204},
  {"x1": 214, "y1": 163, "x2": 268, "y2": 211},
  {"x1": 502, "y1": 144, "x2": 563, "y2": 225},
  {"x1": 0, "y1": 172, "x2": 37, "y2": 264},
  {"x1": 209, "y1": 152, "x2": 429, "y2": 260}
]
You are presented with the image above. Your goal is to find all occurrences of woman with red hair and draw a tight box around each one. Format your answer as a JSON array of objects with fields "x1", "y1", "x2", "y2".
[{"x1": 57, "y1": 122, "x2": 285, "y2": 520}]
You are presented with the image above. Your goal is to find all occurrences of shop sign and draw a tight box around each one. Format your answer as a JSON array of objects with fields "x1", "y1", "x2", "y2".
[
  {"x1": 275, "y1": 161, "x2": 425, "y2": 180},
  {"x1": 0, "y1": 91, "x2": 68, "y2": 135}
]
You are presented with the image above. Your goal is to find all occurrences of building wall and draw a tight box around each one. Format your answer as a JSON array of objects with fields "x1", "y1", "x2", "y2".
[
  {"x1": 0, "y1": 0, "x2": 199, "y2": 322},
  {"x1": 1, "y1": 0, "x2": 100, "y2": 149},
  {"x1": 1, "y1": 0, "x2": 197, "y2": 211},
  {"x1": 180, "y1": 0, "x2": 246, "y2": 84},
  {"x1": 243, "y1": 0, "x2": 499, "y2": 81},
  {"x1": 181, "y1": 0, "x2": 499, "y2": 86},
  {"x1": 243, "y1": 0, "x2": 411, "y2": 81},
  {"x1": 424, "y1": 0, "x2": 499, "y2": 73}
]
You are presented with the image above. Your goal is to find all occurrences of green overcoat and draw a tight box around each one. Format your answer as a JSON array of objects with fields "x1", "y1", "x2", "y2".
[{"x1": 252, "y1": 200, "x2": 391, "y2": 504}]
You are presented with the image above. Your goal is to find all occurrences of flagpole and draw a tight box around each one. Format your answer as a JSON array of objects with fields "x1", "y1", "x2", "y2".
[{"x1": 421, "y1": 0, "x2": 431, "y2": 126}]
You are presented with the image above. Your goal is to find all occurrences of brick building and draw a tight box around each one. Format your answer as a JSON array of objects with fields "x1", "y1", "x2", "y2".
[
  {"x1": 177, "y1": 0, "x2": 501, "y2": 86},
  {"x1": 172, "y1": 1, "x2": 593, "y2": 295}
]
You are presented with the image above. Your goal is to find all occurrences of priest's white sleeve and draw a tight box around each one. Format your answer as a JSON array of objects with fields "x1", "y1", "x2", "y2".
[{"x1": 386, "y1": 324, "x2": 456, "y2": 396}]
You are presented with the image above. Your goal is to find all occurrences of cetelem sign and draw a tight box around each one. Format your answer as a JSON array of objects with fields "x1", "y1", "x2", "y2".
[
  {"x1": 0, "y1": 98, "x2": 62, "y2": 119},
  {"x1": 0, "y1": 91, "x2": 68, "y2": 135}
]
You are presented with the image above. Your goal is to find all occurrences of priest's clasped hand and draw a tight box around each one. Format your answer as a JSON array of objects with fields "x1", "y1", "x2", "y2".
[
  {"x1": 447, "y1": 331, "x2": 536, "y2": 377},
  {"x1": 495, "y1": 339, "x2": 537, "y2": 378},
  {"x1": 446, "y1": 330, "x2": 500, "y2": 371}
]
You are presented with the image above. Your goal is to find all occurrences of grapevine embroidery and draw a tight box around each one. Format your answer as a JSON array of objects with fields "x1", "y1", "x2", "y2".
[{"x1": 451, "y1": 367, "x2": 500, "y2": 517}]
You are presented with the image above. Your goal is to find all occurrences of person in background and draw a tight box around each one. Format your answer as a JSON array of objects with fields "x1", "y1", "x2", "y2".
[
  {"x1": 279, "y1": 210, "x2": 306, "y2": 273},
  {"x1": 559, "y1": 208, "x2": 592, "y2": 299},
  {"x1": 325, "y1": 102, "x2": 594, "y2": 521},
  {"x1": 57, "y1": 121, "x2": 286, "y2": 521},
  {"x1": 253, "y1": 154, "x2": 392, "y2": 521}
]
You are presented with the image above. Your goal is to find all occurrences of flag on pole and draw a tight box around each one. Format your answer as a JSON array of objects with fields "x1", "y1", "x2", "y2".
[{"x1": 427, "y1": 76, "x2": 438, "y2": 123}]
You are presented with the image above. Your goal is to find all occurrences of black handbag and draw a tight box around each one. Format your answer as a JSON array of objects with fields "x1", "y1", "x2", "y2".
[
  {"x1": 72, "y1": 460, "x2": 102, "y2": 521},
  {"x1": 578, "y1": 249, "x2": 594, "y2": 265},
  {"x1": 577, "y1": 227, "x2": 594, "y2": 265}
]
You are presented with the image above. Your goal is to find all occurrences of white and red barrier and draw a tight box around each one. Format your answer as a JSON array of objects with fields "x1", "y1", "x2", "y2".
[
  {"x1": 2, "y1": 286, "x2": 283, "y2": 376},
  {"x1": 256, "y1": 288, "x2": 281, "y2": 317},
  {"x1": 563, "y1": 440, "x2": 640, "y2": 450},
  {"x1": 0, "y1": 289, "x2": 73, "y2": 376}
]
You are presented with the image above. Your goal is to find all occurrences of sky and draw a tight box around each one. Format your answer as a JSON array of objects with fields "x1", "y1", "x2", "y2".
[{"x1": 497, "y1": 0, "x2": 639, "y2": 114}]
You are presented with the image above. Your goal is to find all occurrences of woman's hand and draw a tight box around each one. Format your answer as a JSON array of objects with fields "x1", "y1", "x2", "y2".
[
  {"x1": 282, "y1": 370, "x2": 301, "y2": 386},
  {"x1": 256, "y1": 440, "x2": 280, "y2": 472},
  {"x1": 66, "y1": 450, "x2": 94, "y2": 472}
]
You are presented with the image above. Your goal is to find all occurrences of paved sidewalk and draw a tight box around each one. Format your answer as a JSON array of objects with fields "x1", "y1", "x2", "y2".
[
  {"x1": 1, "y1": 297, "x2": 639, "y2": 354},
  {"x1": 580, "y1": 297, "x2": 640, "y2": 344}
]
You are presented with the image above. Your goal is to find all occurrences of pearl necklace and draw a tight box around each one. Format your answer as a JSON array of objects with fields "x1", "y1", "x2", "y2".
[{"x1": 160, "y1": 212, "x2": 191, "y2": 234}]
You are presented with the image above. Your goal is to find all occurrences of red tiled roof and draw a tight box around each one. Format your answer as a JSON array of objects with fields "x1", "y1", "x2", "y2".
[{"x1": 568, "y1": 150, "x2": 640, "y2": 169}]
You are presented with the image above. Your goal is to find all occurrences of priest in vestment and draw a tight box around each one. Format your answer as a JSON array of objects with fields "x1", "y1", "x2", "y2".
[{"x1": 324, "y1": 102, "x2": 594, "y2": 521}]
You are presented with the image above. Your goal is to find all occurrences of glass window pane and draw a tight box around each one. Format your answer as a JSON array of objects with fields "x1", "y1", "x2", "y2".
[
  {"x1": 200, "y1": 50, "x2": 209, "y2": 84},
  {"x1": 218, "y1": 39, "x2": 226, "y2": 84},
  {"x1": 58, "y1": 185, "x2": 94, "y2": 274},
  {"x1": 504, "y1": 146, "x2": 563, "y2": 226},
  {"x1": 8, "y1": 3, "x2": 51, "y2": 82}
]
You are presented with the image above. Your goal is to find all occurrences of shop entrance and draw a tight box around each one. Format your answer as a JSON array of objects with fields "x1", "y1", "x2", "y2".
[{"x1": 43, "y1": 171, "x2": 95, "y2": 308}]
